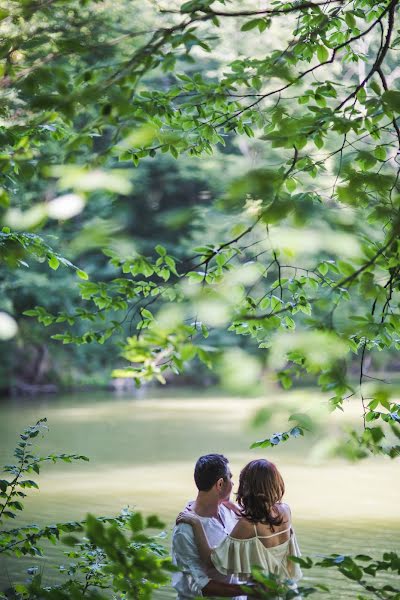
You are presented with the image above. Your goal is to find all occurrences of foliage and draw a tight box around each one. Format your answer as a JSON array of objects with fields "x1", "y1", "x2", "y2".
[
  {"x1": 0, "y1": 418, "x2": 88, "y2": 527},
  {"x1": 250, "y1": 412, "x2": 314, "y2": 449},
  {"x1": 0, "y1": 420, "x2": 174, "y2": 599},
  {"x1": 241, "y1": 552, "x2": 400, "y2": 599},
  {"x1": 291, "y1": 552, "x2": 400, "y2": 599},
  {"x1": 1, "y1": 0, "x2": 400, "y2": 457},
  {"x1": 1, "y1": 7, "x2": 399, "y2": 599}
]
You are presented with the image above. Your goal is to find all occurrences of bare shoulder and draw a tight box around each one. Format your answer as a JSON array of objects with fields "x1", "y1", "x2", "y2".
[
  {"x1": 276, "y1": 502, "x2": 292, "y2": 523},
  {"x1": 229, "y1": 517, "x2": 255, "y2": 539}
]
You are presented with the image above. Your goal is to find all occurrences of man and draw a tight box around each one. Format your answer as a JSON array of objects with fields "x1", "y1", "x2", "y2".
[{"x1": 172, "y1": 454, "x2": 246, "y2": 599}]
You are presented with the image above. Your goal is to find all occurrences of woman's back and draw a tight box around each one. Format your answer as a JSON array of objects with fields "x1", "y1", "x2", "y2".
[
  {"x1": 230, "y1": 502, "x2": 292, "y2": 547},
  {"x1": 211, "y1": 503, "x2": 302, "y2": 581}
]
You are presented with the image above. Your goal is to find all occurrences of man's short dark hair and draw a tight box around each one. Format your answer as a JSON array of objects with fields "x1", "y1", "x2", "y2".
[{"x1": 194, "y1": 454, "x2": 229, "y2": 491}]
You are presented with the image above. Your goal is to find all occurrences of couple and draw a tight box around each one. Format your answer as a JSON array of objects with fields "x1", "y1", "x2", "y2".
[{"x1": 171, "y1": 454, "x2": 302, "y2": 599}]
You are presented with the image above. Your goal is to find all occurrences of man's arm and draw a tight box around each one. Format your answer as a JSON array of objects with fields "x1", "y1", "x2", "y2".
[
  {"x1": 202, "y1": 581, "x2": 245, "y2": 597},
  {"x1": 172, "y1": 525, "x2": 245, "y2": 598},
  {"x1": 172, "y1": 525, "x2": 212, "y2": 596},
  {"x1": 182, "y1": 519, "x2": 212, "y2": 566}
]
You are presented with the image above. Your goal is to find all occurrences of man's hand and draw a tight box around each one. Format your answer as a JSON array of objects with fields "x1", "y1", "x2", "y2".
[{"x1": 176, "y1": 510, "x2": 200, "y2": 527}]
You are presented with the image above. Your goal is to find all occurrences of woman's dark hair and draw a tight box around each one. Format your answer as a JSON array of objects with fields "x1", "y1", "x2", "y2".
[
  {"x1": 194, "y1": 454, "x2": 229, "y2": 491},
  {"x1": 236, "y1": 459, "x2": 285, "y2": 528}
]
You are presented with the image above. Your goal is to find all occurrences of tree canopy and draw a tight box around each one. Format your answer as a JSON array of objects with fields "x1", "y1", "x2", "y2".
[{"x1": 1, "y1": 0, "x2": 400, "y2": 458}]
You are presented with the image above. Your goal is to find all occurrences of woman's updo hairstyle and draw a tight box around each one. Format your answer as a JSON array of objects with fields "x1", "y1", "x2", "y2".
[{"x1": 236, "y1": 459, "x2": 285, "y2": 529}]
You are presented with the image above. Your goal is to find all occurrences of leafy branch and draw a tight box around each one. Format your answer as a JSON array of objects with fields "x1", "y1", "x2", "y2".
[{"x1": 0, "y1": 418, "x2": 88, "y2": 525}]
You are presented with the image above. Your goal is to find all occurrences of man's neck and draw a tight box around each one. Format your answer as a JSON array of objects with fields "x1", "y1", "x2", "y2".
[{"x1": 193, "y1": 492, "x2": 220, "y2": 518}]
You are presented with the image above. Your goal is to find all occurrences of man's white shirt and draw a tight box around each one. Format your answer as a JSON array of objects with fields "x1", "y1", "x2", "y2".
[{"x1": 171, "y1": 503, "x2": 246, "y2": 600}]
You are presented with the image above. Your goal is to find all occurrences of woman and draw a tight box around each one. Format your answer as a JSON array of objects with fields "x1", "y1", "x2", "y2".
[{"x1": 176, "y1": 459, "x2": 302, "y2": 585}]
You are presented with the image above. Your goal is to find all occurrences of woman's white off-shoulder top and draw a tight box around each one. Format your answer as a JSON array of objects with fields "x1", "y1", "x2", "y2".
[{"x1": 211, "y1": 523, "x2": 302, "y2": 581}]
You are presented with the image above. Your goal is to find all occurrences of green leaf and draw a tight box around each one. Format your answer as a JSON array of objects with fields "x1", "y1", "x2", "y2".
[
  {"x1": 62, "y1": 535, "x2": 80, "y2": 546},
  {"x1": 19, "y1": 479, "x2": 39, "y2": 489},
  {"x1": 354, "y1": 554, "x2": 372, "y2": 561},
  {"x1": 130, "y1": 512, "x2": 144, "y2": 532},
  {"x1": 370, "y1": 80, "x2": 381, "y2": 95},
  {"x1": 257, "y1": 19, "x2": 268, "y2": 33},
  {"x1": 341, "y1": 563, "x2": 363, "y2": 581},
  {"x1": 3, "y1": 511, "x2": 16, "y2": 519},
  {"x1": 241, "y1": 18, "x2": 261, "y2": 31},
  {"x1": 374, "y1": 146, "x2": 386, "y2": 161},
  {"x1": 382, "y1": 91, "x2": 400, "y2": 113},
  {"x1": 285, "y1": 178, "x2": 297, "y2": 192},
  {"x1": 0, "y1": 188, "x2": 10, "y2": 208},
  {"x1": 345, "y1": 12, "x2": 356, "y2": 29},
  {"x1": 317, "y1": 45, "x2": 329, "y2": 63},
  {"x1": 155, "y1": 244, "x2": 166, "y2": 256},
  {"x1": 356, "y1": 87, "x2": 367, "y2": 105},
  {"x1": 279, "y1": 372, "x2": 293, "y2": 389},
  {"x1": 337, "y1": 260, "x2": 354, "y2": 276},
  {"x1": 284, "y1": 316, "x2": 295, "y2": 330},
  {"x1": 318, "y1": 262, "x2": 328, "y2": 276},
  {"x1": 141, "y1": 308, "x2": 153, "y2": 320},
  {"x1": 146, "y1": 514, "x2": 165, "y2": 529},
  {"x1": 48, "y1": 256, "x2": 60, "y2": 270},
  {"x1": 76, "y1": 269, "x2": 89, "y2": 280},
  {"x1": 165, "y1": 256, "x2": 178, "y2": 274},
  {"x1": 288, "y1": 412, "x2": 313, "y2": 431}
]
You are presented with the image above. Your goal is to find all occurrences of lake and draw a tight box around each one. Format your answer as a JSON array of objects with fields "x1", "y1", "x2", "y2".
[{"x1": 0, "y1": 388, "x2": 399, "y2": 598}]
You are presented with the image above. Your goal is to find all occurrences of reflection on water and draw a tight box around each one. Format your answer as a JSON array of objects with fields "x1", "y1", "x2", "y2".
[{"x1": 0, "y1": 389, "x2": 399, "y2": 598}]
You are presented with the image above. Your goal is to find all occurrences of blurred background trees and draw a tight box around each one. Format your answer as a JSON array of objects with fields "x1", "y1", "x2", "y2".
[
  {"x1": 1, "y1": 0, "x2": 399, "y2": 457},
  {"x1": 0, "y1": 0, "x2": 251, "y2": 391}
]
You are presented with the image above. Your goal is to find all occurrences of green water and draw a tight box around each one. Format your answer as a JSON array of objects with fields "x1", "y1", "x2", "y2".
[{"x1": 0, "y1": 389, "x2": 399, "y2": 598}]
